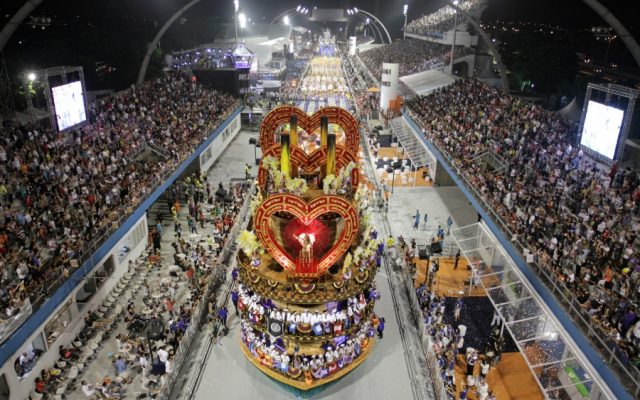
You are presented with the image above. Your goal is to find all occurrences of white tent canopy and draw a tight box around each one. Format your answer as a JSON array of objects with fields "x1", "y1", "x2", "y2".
[
  {"x1": 399, "y1": 69, "x2": 455, "y2": 97},
  {"x1": 558, "y1": 97, "x2": 582, "y2": 124}
]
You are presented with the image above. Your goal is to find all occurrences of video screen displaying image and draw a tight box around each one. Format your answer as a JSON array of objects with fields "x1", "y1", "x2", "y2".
[
  {"x1": 580, "y1": 100, "x2": 624, "y2": 159},
  {"x1": 51, "y1": 81, "x2": 86, "y2": 131}
]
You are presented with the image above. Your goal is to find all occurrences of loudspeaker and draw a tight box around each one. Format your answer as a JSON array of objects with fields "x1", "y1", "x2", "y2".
[
  {"x1": 418, "y1": 245, "x2": 429, "y2": 260},
  {"x1": 430, "y1": 241, "x2": 443, "y2": 254}
]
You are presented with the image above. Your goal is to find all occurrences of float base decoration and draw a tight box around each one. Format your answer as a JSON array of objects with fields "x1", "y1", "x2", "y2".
[
  {"x1": 237, "y1": 103, "x2": 383, "y2": 391},
  {"x1": 239, "y1": 336, "x2": 376, "y2": 391}
]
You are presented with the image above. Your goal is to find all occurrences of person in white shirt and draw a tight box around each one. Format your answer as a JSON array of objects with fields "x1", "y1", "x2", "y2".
[{"x1": 157, "y1": 348, "x2": 169, "y2": 363}]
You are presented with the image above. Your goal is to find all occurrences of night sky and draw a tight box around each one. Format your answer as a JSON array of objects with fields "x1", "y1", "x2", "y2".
[
  {"x1": 0, "y1": 0, "x2": 637, "y2": 88},
  {"x1": 1, "y1": 0, "x2": 634, "y2": 32}
]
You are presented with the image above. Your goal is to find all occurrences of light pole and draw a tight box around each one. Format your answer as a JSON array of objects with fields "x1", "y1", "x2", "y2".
[
  {"x1": 25, "y1": 72, "x2": 36, "y2": 123},
  {"x1": 403, "y1": 4, "x2": 408, "y2": 39},
  {"x1": 238, "y1": 13, "x2": 246, "y2": 42},
  {"x1": 386, "y1": 160, "x2": 402, "y2": 194},
  {"x1": 448, "y1": 0, "x2": 459, "y2": 75},
  {"x1": 234, "y1": 0, "x2": 239, "y2": 45}
]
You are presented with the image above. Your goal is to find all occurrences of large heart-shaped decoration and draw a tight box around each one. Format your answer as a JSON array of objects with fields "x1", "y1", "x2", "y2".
[
  {"x1": 260, "y1": 106, "x2": 360, "y2": 153},
  {"x1": 254, "y1": 194, "x2": 359, "y2": 278},
  {"x1": 257, "y1": 144, "x2": 360, "y2": 189}
]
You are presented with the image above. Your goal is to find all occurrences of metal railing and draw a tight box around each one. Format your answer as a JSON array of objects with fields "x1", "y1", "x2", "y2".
[
  {"x1": 0, "y1": 299, "x2": 32, "y2": 343},
  {"x1": 403, "y1": 109, "x2": 640, "y2": 397},
  {"x1": 390, "y1": 252, "x2": 449, "y2": 400}
]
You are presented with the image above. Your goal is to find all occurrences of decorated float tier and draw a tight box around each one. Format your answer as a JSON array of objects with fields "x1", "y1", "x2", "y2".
[
  {"x1": 239, "y1": 317, "x2": 378, "y2": 390},
  {"x1": 237, "y1": 104, "x2": 381, "y2": 391},
  {"x1": 238, "y1": 295, "x2": 377, "y2": 342}
]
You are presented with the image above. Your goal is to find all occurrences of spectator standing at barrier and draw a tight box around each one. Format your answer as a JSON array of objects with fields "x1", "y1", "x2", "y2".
[{"x1": 454, "y1": 298, "x2": 463, "y2": 322}]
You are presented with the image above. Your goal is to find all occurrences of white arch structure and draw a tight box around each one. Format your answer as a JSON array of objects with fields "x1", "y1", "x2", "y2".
[
  {"x1": 582, "y1": 0, "x2": 640, "y2": 67},
  {"x1": 0, "y1": 0, "x2": 44, "y2": 51},
  {"x1": 136, "y1": 0, "x2": 202, "y2": 84},
  {"x1": 355, "y1": 9, "x2": 392, "y2": 44},
  {"x1": 440, "y1": 0, "x2": 510, "y2": 93}
]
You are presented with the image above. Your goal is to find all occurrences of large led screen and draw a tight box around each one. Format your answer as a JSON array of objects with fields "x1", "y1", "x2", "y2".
[
  {"x1": 580, "y1": 100, "x2": 624, "y2": 159},
  {"x1": 52, "y1": 81, "x2": 86, "y2": 131}
]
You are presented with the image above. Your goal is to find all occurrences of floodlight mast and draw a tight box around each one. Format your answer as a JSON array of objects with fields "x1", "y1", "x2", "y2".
[
  {"x1": 448, "y1": 0, "x2": 459, "y2": 74},
  {"x1": 403, "y1": 4, "x2": 408, "y2": 39}
]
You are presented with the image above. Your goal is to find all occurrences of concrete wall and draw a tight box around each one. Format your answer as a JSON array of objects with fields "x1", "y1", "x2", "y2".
[
  {"x1": 433, "y1": 161, "x2": 457, "y2": 187},
  {"x1": 200, "y1": 113, "x2": 241, "y2": 172}
]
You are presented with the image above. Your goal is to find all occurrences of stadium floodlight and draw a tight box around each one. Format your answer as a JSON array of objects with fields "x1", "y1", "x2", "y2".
[
  {"x1": 403, "y1": 4, "x2": 408, "y2": 16},
  {"x1": 449, "y1": 0, "x2": 460, "y2": 74},
  {"x1": 239, "y1": 13, "x2": 247, "y2": 28},
  {"x1": 283, "y1": 15, "x2": 290, "y2": 25},
  {"x1": 234, "y1": 0, "x2": 239, "y2": 13},
  {"x1": 366, "y1": 18, "x2": 370, "y2": 24},
  {"x1": 296, "y1": 5, "x2": 301, "y2": 11},
  {"x1": 354, "y1": 7, "x2": 358, "y2": 13},
  {"x1": 27, "y1": 72, "x2": 36, "y2": 81}
]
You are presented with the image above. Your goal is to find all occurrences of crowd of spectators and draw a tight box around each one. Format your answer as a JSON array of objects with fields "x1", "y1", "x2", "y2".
[
  {"x1": 342, "y1": 52, "x2": 379, "y2": 119},
  {"x1": 406, "y1": 78, "x2": 640, "y2": 370},
  {"x1": 405, "y1": 0, "x2": 487, "y2": 36},
  {"x1": 170, "y1": 47, "x2": 235, "y2": 71},
  {"x1": 0, "y1": 71, "x2": 239, "y2": 333},
  {"x1": 358, "y1": 39, "x2": 449, "y2": 79},
  {"x1": 31, "y1": 176, "x2": 248, "y2": 398}
]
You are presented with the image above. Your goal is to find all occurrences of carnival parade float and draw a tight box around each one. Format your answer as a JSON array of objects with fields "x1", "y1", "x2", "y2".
[{"x1": 236, "y1": 106, "x2": 383, "y2": 390}]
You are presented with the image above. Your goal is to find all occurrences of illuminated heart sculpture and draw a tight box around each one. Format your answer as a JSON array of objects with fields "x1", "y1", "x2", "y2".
[
  {"x1": 260, "y1": 106, "x2": 360, "y2": 153},
  {"x1": 254, "y1": 194, "x2": 359, "y2": 278},
  {"x1": 257, "y1": 144, "x2": 360, "y2": 189}
]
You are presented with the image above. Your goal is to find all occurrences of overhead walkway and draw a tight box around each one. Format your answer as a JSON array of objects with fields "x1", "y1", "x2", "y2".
[{"x1": 451, "y1": 223, "x2": 609, "y2": 400}]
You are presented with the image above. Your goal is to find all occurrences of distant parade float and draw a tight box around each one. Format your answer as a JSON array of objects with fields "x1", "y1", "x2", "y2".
[{"x1": 236, "y1": 105, "x2": 383, "y2": 390}]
